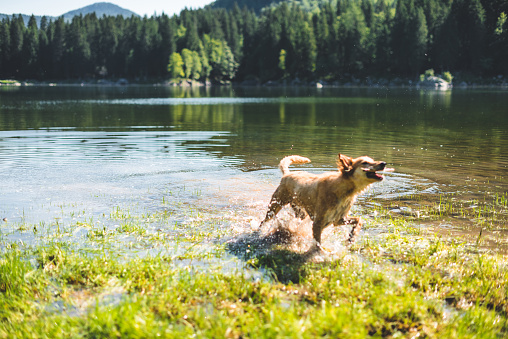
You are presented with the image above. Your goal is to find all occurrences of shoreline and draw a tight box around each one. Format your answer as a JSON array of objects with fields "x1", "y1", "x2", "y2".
[{"x1": 2, "y1": 76, "x2": 508, "y2": 90}]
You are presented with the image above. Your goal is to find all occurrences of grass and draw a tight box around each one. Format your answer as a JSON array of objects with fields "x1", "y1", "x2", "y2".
[
  {"x1": 366, "y1": 192, "x2": 508, "y2": 232},
  {"x1": 1, "y1": 194, "x2": 507, "y2": 338}
]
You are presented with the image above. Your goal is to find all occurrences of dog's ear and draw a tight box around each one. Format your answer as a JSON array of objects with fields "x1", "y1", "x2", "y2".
[{"x1": 337, "y1": 153, "x2": 353, "y2": 173}]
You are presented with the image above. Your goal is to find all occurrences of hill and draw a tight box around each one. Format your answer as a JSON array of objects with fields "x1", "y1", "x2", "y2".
[
  {"x1": 62, "y1": 2, "x2": 139, "y2": 20},
  {"x1": 0, "y1": 14, "x2": 44, "y2": 27}
]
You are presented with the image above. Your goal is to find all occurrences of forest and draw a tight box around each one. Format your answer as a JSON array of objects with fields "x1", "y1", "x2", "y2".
[{"x1": 0, "y1": 0, "x2": 507, "y2": 83}]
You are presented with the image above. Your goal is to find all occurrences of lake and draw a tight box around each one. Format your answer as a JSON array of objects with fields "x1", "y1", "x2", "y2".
[{"x1": 1, "y1": 85, "x2": 507, "y2": 254}]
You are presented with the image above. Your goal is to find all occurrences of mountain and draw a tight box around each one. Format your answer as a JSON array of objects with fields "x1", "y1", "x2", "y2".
[
  {"x1": 61, "y1": 2, "x2": 139, "y2": 20},
  {"x1": 0, "y1": 2, "x2": 139, "y2": 26},
  {"x1": 0, "y1": 14, "x2": 42, "y2": 27}
]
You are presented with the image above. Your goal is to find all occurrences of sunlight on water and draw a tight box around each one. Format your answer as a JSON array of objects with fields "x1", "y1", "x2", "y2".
[
  {"x1": 1, "y1": 86, "x2": 507, "y2": 252},
  {"x1": 30, "y1": 96, "x2": 384, "y2": 106},
  {"x1": 0, "y1": 129, "x2": 231, "y2": 223}
]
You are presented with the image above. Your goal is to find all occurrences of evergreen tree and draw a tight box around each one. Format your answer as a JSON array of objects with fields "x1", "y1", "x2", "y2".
[
  {"x1": 184, "y1": 18, "x2": 201, "y2": 51},
  {"x1": 97, "y1": 16, "x2": 119, "y2": 77},
  {"x1": 314, "y1": 8, "x2": 331, "y2": 75},
  {"x1": 337, "y1": 1, "x2": 370, "y2": 75},
  {"x1": 434, "y1": 0, "x2": 486, "y2": 73},
  {"x1": 0, "y1": 0, "x2": 507, "y2": 81},
  {"x1": 21, "y1": 15, "x2": 39, "y2": 78},
  {"x1": 38, "y1": 16, "x2": 51, "y2": 79},
  {"x1": 0, "y1": 19, "x2": 11, "y2": 77},
  {"x1": 9, "y1": 15, "x2": 25, "y2": 77},
  {"x1": 199, "y1": 41, "x2": 211, "y2": 79},
  {"x1": 452, "y1": 0, "x2": 486, "y2": 72},
  {"x1": 413, "y1": 7, "x2": 429, "y2": 76},
  {"x1": 51, "y1": 17, "x2": 66, "y2": 78},
  {"x1": 391, "y1": 0, "x2": 429, "y2": 76},
  {"x1": 227, "y1": 14, "x2": 242, "y2": 61},
  {"x1": 67, "y1": 15, "x2": 92, "y2": 78},
  {"x1": 292, "y1": 15, "x2": 317, "y2": 78},
  {"x1": 371, "y1": 1, "x2": 393, "y2": 75},
  {"x1": 157, "y1": 14, "x2": 177, "y2": 76}
]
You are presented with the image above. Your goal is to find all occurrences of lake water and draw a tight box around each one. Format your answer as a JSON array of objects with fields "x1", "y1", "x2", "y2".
[{"x1": 1, "y1": 86, "x2": 507, "y2": 253}]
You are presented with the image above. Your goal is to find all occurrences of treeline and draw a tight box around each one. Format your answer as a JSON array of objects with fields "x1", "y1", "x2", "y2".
[{"x1": 0, "y1": 0, "x2": 507, "y2": 82}]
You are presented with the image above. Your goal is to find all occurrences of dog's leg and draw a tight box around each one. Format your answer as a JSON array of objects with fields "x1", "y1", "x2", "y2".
[
  {"x1": 346, "y1": 217, "x2": 363, "y2": 245},
  {"x1": 312, "y1": 217, "x2": 328, "y2": 245},
  {"x1": 259, "y1": 185, "x2": 292, "y2": 228},
  {"x1": 259, "y1": 198, "x2": 284, "y2": 228}
]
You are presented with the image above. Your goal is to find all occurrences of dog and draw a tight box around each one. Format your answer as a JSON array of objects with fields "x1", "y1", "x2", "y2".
[{"x1": 260, "y1": 153, "x2": 388, "y2": 248}]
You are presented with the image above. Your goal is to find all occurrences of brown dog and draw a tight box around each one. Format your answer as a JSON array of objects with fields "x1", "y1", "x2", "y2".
[{"x1": 260, "y1": 154, "x2": 387, "y2": 247}]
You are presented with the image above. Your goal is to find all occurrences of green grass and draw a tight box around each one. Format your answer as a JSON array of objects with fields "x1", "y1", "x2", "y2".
[
  {"x1": 367, "y1": 192, "x2": 508, "y2": 231},
  {"x1": 1, "y1": 195, "x2": 507, "y2": 338}
]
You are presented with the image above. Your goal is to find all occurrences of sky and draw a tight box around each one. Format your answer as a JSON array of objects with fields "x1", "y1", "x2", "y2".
[{"x1": 1, "y1": 0, "x2": 215, "y2": 17}]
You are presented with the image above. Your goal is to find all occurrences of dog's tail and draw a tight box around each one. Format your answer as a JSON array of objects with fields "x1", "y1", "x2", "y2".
[{"x1": 278, "y1": 155, "x2": 311, "y2": 175}]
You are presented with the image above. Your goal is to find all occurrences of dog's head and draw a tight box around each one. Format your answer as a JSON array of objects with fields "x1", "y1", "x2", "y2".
[{"x1": 337, "y1": 154, "x2": 386, "y2": 182}]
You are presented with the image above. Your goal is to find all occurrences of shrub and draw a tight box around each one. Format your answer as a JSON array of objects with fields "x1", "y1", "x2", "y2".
[{"x1": 442, "y1": 71, "x2": 453, "y2": 83}]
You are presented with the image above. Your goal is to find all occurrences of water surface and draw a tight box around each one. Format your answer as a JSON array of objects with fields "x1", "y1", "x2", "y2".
[{"x1": 1, "y1": 86, "x2": 507, "y2": 252}]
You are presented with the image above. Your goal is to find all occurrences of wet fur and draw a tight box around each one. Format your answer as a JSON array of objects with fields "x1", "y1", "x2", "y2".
[{"x1": 260, "y1": 154, "x2": 386, "y2": 246}]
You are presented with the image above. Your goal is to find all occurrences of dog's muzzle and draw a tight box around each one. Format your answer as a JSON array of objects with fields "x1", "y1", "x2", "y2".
[{"x1": 364, "y1": 162, "x2": 386, "y2": 181}]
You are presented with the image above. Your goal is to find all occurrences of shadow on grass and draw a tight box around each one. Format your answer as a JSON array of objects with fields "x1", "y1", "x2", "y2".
[{"x1": 225, "y1": 227, "x2": 326, "y2": 284}]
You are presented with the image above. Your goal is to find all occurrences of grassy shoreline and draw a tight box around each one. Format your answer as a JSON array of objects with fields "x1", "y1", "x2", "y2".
[{"x1": 1, "y1": 192, "x2": 507, "y2": 338}]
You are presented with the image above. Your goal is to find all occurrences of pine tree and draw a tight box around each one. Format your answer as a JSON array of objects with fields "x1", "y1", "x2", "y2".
[
  {"x1": 434, "y1": 0, "x2": 486, "y2": 74},
  {"x1": 391, "y1": 0, "x2": 429, "y2": 76},
  {"x1": 9, "y1": 15, "x2": 25, "y2": 77},
  {"x1": 184, "y1": 18, "x2": 201, "y2": 51},
  {"x1": 293, "y1": 14, "x2": 316, "y2": 78},
  {"x1": 95, "y1": 16, "x2": 117, "y2": 76},
  {"x1": 67, "y1": 15, "x2": 92, "y2": 78},
  {"x1": 199, "y1": 41, "x2": 211, "y2": 79},
  {"x1": 0, "y1": 19, "x2": 11, "y2": 77},
  {"x1": 21, "y1": 15, "x2": 39, "y2": 77},
  {"x1": 453, "y1": 0, "x2": 486, "y2": 72},
  {"x1": 412, "y1": 7, "x2": 429, "y2": 76},
  {"x1": 371, "y1": 1, "x2": 393, "y2": 75},
  {"x1": 51, "y1": 17, "x2": 66, "y2": 78},
  {"x1": 37, "y1": 17, "x2": 50, "y2": 79},
  {"x1": 337, "y1": 1, "x2": 370, "y2": 75},
  {"x1": 227, "y1": 14, "x2": 242, "y2": 62},
  {"x1": 1, "y1": 1, "x2": 507, "y2": 81},
  {"x1": 157, "y1": 14, "x2": 177, "y2": 77}
]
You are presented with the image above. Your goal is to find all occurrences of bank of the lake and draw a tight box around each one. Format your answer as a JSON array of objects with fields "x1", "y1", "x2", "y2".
[
  {"x1": 3, "y1": 73, "x2": 508, "y2": 89},
  {"x1": 1, "y1": 200, "x2": 507, "y2": 338}
]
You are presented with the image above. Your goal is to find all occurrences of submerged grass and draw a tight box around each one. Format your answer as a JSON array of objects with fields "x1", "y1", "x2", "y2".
[
  {"x1": 1, "y1": 195, "x2": 507, "y2": 338},
  {"x1": 379, "y1": 192, "x2": 508, "y2": 230}
]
